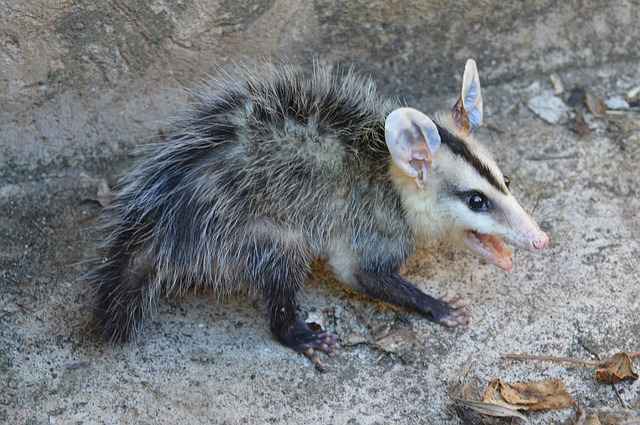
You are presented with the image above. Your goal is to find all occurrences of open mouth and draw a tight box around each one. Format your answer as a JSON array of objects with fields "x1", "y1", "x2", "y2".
[{"x1": 463, "y1": 230, "x2": 513, "y2": 272}]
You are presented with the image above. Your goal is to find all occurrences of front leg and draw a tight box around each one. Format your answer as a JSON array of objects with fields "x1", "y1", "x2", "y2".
[
  {"x1": 355, "y1": 271, "x2": 470, "y2": 327},
  {"x1": 243, "y1": 239, "x2": 338, "y2": 370},
  {"x1": 266, "y1": 283, "x2": 338, "y2": 364}
]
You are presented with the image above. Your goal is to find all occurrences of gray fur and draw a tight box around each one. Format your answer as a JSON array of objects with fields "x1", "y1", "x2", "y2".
[{"x1": 86, "y1": 63, "x2": 415, "y2": 342}]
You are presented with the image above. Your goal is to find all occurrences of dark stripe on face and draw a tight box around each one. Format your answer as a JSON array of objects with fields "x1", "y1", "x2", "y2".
[{"x1": 435, "y1": 124, "x2": 508, "y2": 194}]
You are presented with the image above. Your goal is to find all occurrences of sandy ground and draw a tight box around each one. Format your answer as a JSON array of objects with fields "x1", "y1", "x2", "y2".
[{"x1": 1, "y1": 60, "x2": 639, "y2": 425}]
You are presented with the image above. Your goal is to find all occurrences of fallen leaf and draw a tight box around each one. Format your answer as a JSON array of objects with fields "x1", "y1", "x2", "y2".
[
  {"x1": 585, "y1": 92, "x2": 607, "y2": 116},
  {"x1": 573, "y1": 109, "x2": 591, "y2": 137},
  {"x1": 585, "y1": 415, "x2": 602, "y2": 425},
  {"x1": 574, "y1": 407, "x2": 604, "y2": 425},
  {"x1": 373, "y1": 328, "x2": 416, "y2": 354},
  {"x1": 460, "y1": 381, "x2": 479, "y2": 401},
  {"x1": 454, "y1": 398, "x2": 529, "y2": 422},
  {"x1": 597, "y1": 408, "x2": 640, "y2": 424},
  {"x1": 482, "y1": 379, "x2": 518, "y2": 410},
  {"x1": 595, "y1": 352, "x2": 639, "y2": 384},
  {"x1": 573, "y1": 407, "x2": 640, "y2": 425},
  {"x1": 482, "y1": 379, "x2": 574, "y2": 411}
]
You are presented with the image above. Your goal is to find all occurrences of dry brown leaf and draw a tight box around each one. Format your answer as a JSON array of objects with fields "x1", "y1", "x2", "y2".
[
  {"x1": 573, "y1": 407, "x2": 640, "y2": 425},
  {"x1": 482, "y1": 379, "x2": 516, "y2": 409},
  {"x1": 482, "y1": 379, "x2": 574, "y2": 412},
  {"x1": 585, "y1": 92, "x2": 607, "y2": 116},
  {"x1": 373, "y1": 328, "x2": 416, "y2": 354},
  {"x1": 454, "y1": 398, "x2": 529, "y2": 422},
  {"x1": 575, "y1": 411, "x2": 603, "y2": 425},
  {"x1": 595, "y1": 352, "x2": 639, "y2": 384},
  {"x1": 574, "y1": 109, "x2": 591, "y2": 137},
  {"x1": 585, "y1": 414, "x2": 603, "y2": 425},
  {"x1": 597, "y1": 408, "x2": 640, "y2": 424}
]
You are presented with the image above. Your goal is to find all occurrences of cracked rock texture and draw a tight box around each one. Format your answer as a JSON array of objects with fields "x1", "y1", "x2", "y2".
[{"x1": 1, "y1": 1, "x2": 639, "y2": 424}]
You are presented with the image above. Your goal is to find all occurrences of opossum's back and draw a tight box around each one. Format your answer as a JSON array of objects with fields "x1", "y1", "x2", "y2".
[
  {"x1": 117, "y1": 66, "x2": 402, "y2": 245},
  {"x1": 99, "y1": 64, "x2": 406, "y2": 291},
  {"x1": 130, "y1": 64, "x2": 396, "y2": 214},
  {"x1": 216, "y1": 65, "x2": 393, "y2": 166}
]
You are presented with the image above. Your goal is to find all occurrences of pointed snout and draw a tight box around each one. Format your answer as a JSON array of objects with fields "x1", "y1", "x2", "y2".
[
  {"x1": 530, "y1": 231, "x2": 550, "y2": 251},
  {"x1": 505, "y1": 201, "x2": 550, "y2": 252}
]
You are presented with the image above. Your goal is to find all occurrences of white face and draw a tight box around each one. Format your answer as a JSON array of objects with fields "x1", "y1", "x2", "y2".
[
  {"x1": 431, "y1": 141, "x2": 548, "y2": 271},
  {"x1": 390, "y1": 128, "x2": 549, "y2": 271},
  {"x1": 385, "y1": 59, "x2": 549, "y2": 272}
]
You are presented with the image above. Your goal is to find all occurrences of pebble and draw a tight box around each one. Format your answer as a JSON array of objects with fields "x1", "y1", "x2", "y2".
[
  {"x1": 605, "y1": 96, "x2": 630, "y2": 110},
  {"x1": 527, "y1": 93, "x2": 570, "y2": 124}
]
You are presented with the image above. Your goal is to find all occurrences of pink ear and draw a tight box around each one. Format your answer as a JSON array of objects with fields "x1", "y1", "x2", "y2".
[
  {"x1": 452, "y1": 59, "x2": 483, "y2": 133},
  {"x1": 385, "y1": 108, "x2": 441, "y2": 188}
]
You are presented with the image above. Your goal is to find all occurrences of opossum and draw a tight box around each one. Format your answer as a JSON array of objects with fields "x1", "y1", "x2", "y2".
[{"x1": 86, "y1": 59, "x2": 549, "y2": 367}]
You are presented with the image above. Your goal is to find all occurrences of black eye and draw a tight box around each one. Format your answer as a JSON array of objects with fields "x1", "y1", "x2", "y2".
[
  {"x1": 504, "y1": 175, "x2": 511, "y2": 189},
  {"x1": 467, "y1": 191, "x2": 490, "y2": 212}
]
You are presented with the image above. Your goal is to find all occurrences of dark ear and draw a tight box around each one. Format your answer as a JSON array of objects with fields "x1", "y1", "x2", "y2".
[
  {"x1": 385, "y1": 107, "x2": 441, "y2": 188},
  {"x1": 452, "y1": 59, "x2": 483, "y2": 134}
]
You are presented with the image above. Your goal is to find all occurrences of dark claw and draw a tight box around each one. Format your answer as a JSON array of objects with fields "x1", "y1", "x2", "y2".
[
  {"x1": 278, "y1": 320, "x2": 338, "y2": 368},
  {"x1": 429, "y1": 292, "x2": 471, "y2": 328}
]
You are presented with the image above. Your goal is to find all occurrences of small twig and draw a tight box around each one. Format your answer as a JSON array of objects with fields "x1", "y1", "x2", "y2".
[
  {"x1": 502, "y1": 353, "x2": 602, "y2": 367},
  {"x1": 503, "y1": 352, "x2": 640, "y2": 366}
]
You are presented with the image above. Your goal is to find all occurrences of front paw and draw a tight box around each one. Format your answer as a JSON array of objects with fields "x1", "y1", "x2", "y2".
[
  {"x1": 277, "y1": 320, "x2": 338, "y2": 371},
  {"x1": 429, "y1": 293, "x2": 471, "y2": 327}
]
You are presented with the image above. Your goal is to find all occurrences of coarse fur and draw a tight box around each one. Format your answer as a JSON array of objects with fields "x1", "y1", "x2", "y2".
[
  {"x1": 86, "y1": 61, "x2": 547, "y2": 359},
  {"x1": 87, "y1": 63, "x2": 415, "y2": 344}
]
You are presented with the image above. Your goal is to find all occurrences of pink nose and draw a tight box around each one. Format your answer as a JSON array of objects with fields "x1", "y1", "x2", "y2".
[{"x1": 532, "y1": 232, "x2": 550, "y2": 250}]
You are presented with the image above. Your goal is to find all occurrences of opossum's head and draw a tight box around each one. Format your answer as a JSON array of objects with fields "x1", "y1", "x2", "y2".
[{"x1": 386, "y1": 59, "x2": 549, "y2": 271}]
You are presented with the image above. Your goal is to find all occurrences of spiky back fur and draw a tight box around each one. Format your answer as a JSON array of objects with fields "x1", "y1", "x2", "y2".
[{"x1": 87, "y1": 63, "x2": 414, "y2": 342}]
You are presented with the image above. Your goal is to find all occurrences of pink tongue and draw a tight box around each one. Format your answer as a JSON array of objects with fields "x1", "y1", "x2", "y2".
[{"x1": 477, "y1": 233, "x2": 513, "y2": 271}]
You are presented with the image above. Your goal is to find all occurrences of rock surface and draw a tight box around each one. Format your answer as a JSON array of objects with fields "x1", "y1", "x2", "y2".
[
  {"x1": 1, "y1": 1, "x2": 640, "y2": 424},
  {"x1": 528, "y1": 93, "x2": 570, "y2": 124},
  {"x1": 605, "y1": 96, "x2": 630, "y2": 110}
]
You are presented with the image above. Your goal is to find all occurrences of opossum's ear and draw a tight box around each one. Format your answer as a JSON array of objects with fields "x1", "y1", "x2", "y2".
[
  {"x1": 385, "y1": 107, "x2": 441, "y2": 188},
  {"x1": 452, "y1": 59, "x2": 483, "y2": 133}
]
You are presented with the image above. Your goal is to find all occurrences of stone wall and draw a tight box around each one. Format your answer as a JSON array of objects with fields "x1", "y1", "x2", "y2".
[{"x1": 1, "y1": 0, "x2": 638, "y2": 179}]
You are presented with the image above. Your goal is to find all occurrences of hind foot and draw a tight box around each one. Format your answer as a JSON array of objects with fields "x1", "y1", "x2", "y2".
[{"x1": 277, "y1": 320, "x2": 338, "y2": 371}]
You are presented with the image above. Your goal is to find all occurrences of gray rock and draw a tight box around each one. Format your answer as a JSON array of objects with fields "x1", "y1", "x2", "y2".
[{"x1": 527, "y1": 93, "x2": 570, "y2": 124}]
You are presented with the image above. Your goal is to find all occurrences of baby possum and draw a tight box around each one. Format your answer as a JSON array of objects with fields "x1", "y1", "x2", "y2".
[{"x1": 87, "y1": 59, "x2": 549, "y2": 366}]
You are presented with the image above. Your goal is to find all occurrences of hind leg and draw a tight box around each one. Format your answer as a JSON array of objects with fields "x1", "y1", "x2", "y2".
[
  {"x1": 246, "y1": 240, "x2": 337, "y2": 369},
  {"x1": 93, "y1": 251, "x2": 158, "y2": 342}
]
